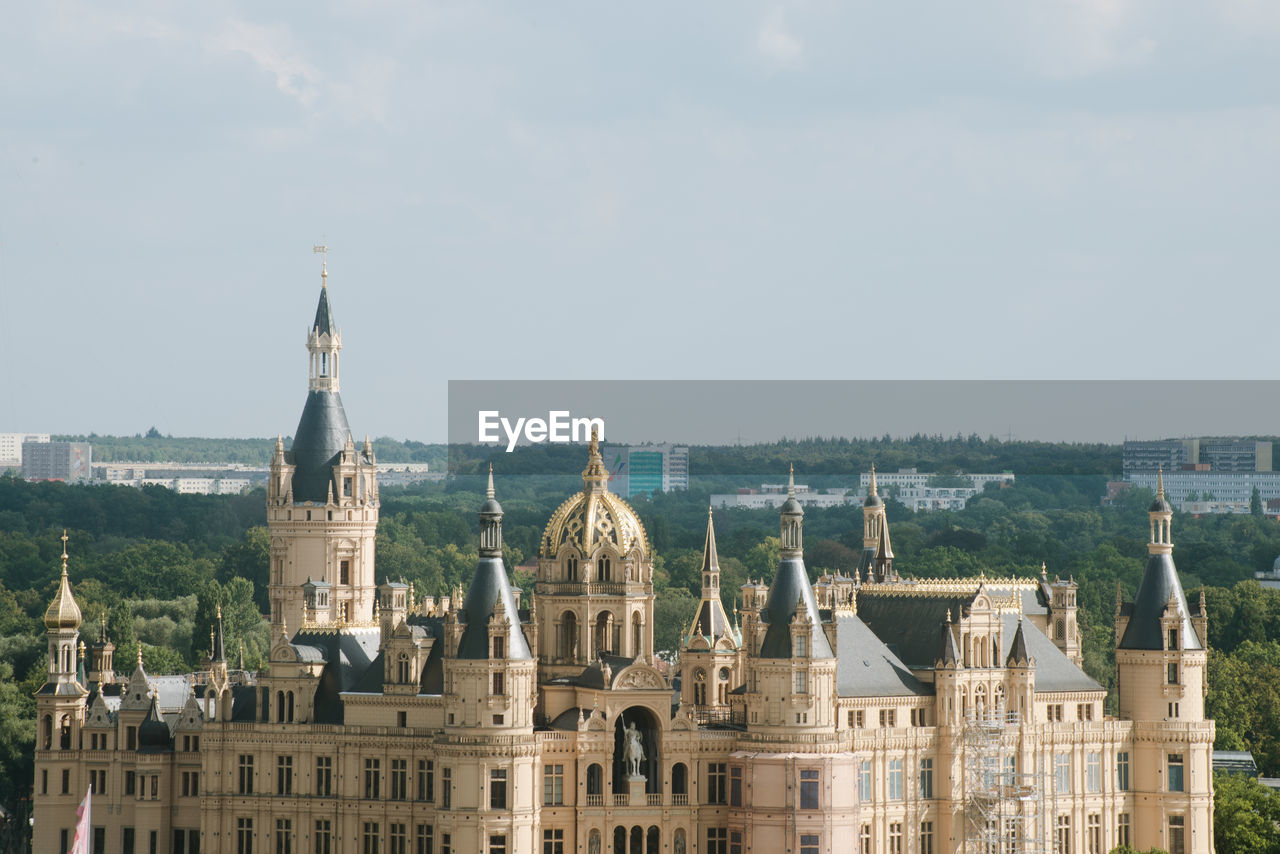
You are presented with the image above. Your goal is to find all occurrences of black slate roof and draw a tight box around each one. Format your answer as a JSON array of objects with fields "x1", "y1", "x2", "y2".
[
  {"x1": 1003, "y1": 614, "x2": 1102, "y2": 692},
  {"x1": 1118, "y1": 552, "x2": 1203, "y2": 651},
  {"x1": 834, "y1": 614, "x2": 931, "y2": 697},
  {"x1": 856, "y1": 594, "x2": 972, "y2": 668},
  {"x1": 313, "y1": 285, "x2": 335, "y2": 335},
  {"x1": 456, "y1": 557, "x2": 533, "y2": 660},
  {"x1": 759, "y1": 556, "x2": 834, "y2": 658},
  {"x1": 289, "y1": 390, "x2": 352, "y2": 504}
]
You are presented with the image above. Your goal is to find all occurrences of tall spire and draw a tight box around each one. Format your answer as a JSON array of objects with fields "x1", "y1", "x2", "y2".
[
  {"x1": 212, "y1": 603, "x2": 226, "y2": 663},
  {"x1": 868, "y1": 462, "x2": 878, "y2": 498},
  {"x1": 1157, "y1": 464, "x2": 1165, "y2": 499},
  {"x1": 479, "y1": 464, "x2": 504, "y2": 558},
  {"x1": 582, "y1": 426, "x2": 609, "y2": 492},
  {"x1": 779, "y1": 464, "x2": 804, "y2": 557},
  {"x1": 701, "y1": 507, "x2": 720, "y2": 595}
]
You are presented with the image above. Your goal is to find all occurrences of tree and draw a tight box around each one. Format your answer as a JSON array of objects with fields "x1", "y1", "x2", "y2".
[
  {"x1": 1214, "y1": 772, "x2": 1280, "y2": 853},
  {"x1": 653, "y1": 588, "x2": 698, "y2": 655},
  {"x1": 0, "y1": 660, "x2": 34, "y2": 815},
  {"x1": 1253, "y1": 486, "x2": 1265, "y2": 518}
]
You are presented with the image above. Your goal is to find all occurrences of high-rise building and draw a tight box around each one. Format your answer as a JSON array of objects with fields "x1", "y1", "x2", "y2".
[
  {"x1": 22, "y1": 441, "x2": 91, "y2": 482},
  {"x1": 31, "y1": 275, "x2": 1215, "y2": 854},
  {"x1": 603, "y1": 444, "x2": 689, "y2": 497},
  {"x1": 0, "y1": 432, "x2": 50, "y2": 471},
  {"x1": 1122, "y1": 439, "x2": 1199, "y2": 476}
]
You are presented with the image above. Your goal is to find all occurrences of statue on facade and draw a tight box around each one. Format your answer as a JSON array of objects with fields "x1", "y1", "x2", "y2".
[{"x1": 624, "y1": 721, "x2": 645, "y2": 778}]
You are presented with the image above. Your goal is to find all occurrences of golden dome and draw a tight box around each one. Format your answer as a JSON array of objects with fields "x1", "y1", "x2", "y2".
[
  {"x1": 540, "y1": 432, "x2": 648, "y2": 559},
  {"x1": 44, "y1": 531, "x2": 83, "y2": 630}
]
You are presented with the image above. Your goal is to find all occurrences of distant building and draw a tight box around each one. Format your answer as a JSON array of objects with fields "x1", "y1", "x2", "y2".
[
  {"x1": 603, "y1": 444, "x2": 689, "y2": 497},
  {"x1": 93, "y1": 462, "x2": 269, "y2": 494},
  {"x1": 1122, "y1": 439, "x2": 1199, "y2": 476},
  {"x1": 0, "y1": 432, "x2": 50, "y2": 471},
  {"x1": 1124, "y1": 437, "x2": 1271, "y2": 475},
  {"x1": 1199, "y1": 440, "x2": 1272, "y2": 472},
  {"x1": 22, "y1": 441, "x2": 91, "y2": 482},
  {"x1": 1127, "y1": 470, "x2": 1280, "y2": 514},
  {"x1": 711, "y1": 482, "x2": 850, "y2": 509},
  {"x1": 711, "y1": 469, "x2": 1015, "y2": 512}
]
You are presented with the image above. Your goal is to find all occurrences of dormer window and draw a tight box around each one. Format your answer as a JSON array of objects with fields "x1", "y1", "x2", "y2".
[
  {"x1": 794, "y1": 634, "x2": 808, "y2": 657},
  {"x1": 493, "y1": 636, "x2": 505, "y2": 659},
  {"x1": 1168, "y1": 628, "x2": 1179, "y2": 651}
]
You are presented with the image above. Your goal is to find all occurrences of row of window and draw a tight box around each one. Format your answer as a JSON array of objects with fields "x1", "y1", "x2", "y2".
[{"x1": 845, "y1": 708, "x2": 931, "y2": 728}]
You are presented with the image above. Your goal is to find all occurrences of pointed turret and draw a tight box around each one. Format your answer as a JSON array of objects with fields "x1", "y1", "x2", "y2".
[
  {"x1": 938, "y1": 610, "x2": 961, "y2": 667},
  {"x1": 456, "y1": 475, "x2": 532, "y2": 660},
  {"x1": 138, "y1": 696, "x2": 173, "y2": 752},
  {"x1": 874, "y1": 511, "x2": 895, "y2": 581},
  {"x1": 689, "y1": 508, "x2": 733, "y2": 641},
  {"x1": 212, "y1": 604, "x2": 226, "y2": 663},
  {"x1": 759, "y1": 468, "x2": 832, "y2": 659},
  {"x1": 863, "y1": 462, "x2": 884, "y2": 508},
  {"x1": 292, "y1": 271, "x2": 352, "y2": 502},
  {"x1": 1006, "y1": 619, "x2": 1031, "y2": 667}
]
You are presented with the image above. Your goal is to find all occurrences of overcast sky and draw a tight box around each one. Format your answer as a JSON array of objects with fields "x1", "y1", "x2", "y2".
[{"x1": 2, "y1": 2, "x2": 1278, "y2": 443}]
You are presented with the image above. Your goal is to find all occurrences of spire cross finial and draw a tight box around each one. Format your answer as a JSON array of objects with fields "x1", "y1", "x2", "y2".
[
  {"x1": 788, "y1": 463, "x2": 796, "y2": 498},
  {"x1": 1157, "y1": 464, "x2": 1165, "y2": 499},
  {"x1": 313, "y1": 243, "x2": 329, "y2": 284},
  {"x1": 60, "y1": 529, "x2": 69, "y2": 571},
  {"x1": 869, "y1": 462, "x2": 878, "y2": 497},
  {"x1": 487, "y1": 462, "x2": 495, "y2": 498}
]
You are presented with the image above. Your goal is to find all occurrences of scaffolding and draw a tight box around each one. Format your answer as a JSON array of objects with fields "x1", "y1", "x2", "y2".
[{"x1": 962, "y1": 705, "x2": 1052, "y2": 854}]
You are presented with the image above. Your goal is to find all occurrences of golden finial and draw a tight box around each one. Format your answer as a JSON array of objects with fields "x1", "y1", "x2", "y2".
[
  {"x1": 60, "y1": 530, "x2": 69, "y2": 573},
  {"x1": 313, "y1": 243, "x2": 329, "y2": 285},
  {"x1": 78, "y1": 639, "x2": 85, "y2": 655},
  {"x1": 788, "y1": 463, "x2": 796, "y2": 497},
  {"x1": 209, "y1": 629, "x2": 215, "y2": 653},
  {"x1": 1157, "y1": 465, "x2": 1165, "y2": 499},
  {"x1": 137, "y1": 645, "x2": 144, "y2": 666},
  {"x1": 869, "y1": 462, "x2": 878, "y2": 497},
  {"x1": 216, "y1": 603, "x2": 222, "y2": 620},
  {"x1": 487, "y1": 462, "x2": 495, "y2": 499}
]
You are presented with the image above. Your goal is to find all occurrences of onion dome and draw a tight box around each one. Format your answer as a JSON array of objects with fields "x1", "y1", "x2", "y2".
[
  {"x1": 138, "y1": 697, "x2": 173, "y2": 752},
  {"x1": 540, "y1": 429, "x2": 647, "y2": 559},
  {"x1": 863, "y1": 463, "x2": 884, "y2": 507},
  {"x1": 44, "y1": 531, "x2": 83, "y2": 630}
]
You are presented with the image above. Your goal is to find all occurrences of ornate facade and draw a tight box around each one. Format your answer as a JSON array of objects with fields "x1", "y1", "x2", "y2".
[{"x1": 32, "y1": 280, "x2": 1214, "y2": 853}]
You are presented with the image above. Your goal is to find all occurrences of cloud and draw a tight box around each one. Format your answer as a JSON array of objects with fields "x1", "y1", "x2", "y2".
[
  {"x1": 756, "y1": 8, "x2": 803, "y2": 66},
  {"x1": 208, "y1": 18, "x2": 322, "y2": 108}
]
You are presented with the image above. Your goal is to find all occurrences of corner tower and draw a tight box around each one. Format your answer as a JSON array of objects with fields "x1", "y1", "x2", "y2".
[{"x1": 267, "y1": 259, "x2": 380, "y2": 632}]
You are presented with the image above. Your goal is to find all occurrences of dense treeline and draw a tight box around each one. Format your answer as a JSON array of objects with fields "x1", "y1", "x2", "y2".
[{"x1": 4, "y1": 443, "x2": 1280, "y2": 846}]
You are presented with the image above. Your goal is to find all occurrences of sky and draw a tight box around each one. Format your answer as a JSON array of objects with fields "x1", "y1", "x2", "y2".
[{"x1": 2, "y1": 1, "x2": 1278, "y2": 443}]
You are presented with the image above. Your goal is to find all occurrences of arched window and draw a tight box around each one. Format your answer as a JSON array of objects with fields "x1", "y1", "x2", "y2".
[
  {"x1": 598, "y1": 557, "x2": 611, "y2": 582},
  {"x1": 398, "y1": 653, "x2": 411, "y2": 683},
  {"x1": 693, "y1": 669, "x2": 707, "y2": 706},
  {"x1": 42, "y1": 715, "x2": 53, "y2": 750},
  {"x1": 60, "y1": 714, "x2": 72, "y2": 750},
  {"x1": 647, "y1": 826, "x2": 660, "y2": 854},
  {"x1": 561, "y1": 612, "x2": 578, "y2": 661},
  {"x1": 1055, "y1": 620, "x2": 1065, "y2": 641},
  {"x1": 287, "y1": 691, "x2": 295, "y2": 722},
  {"x1": 587, "y1": 763, "x2": 603, "y2": 796},
  {"x1": 276, "y1": 691, "x2": 286, "y2": 723},
  {"x1": 595, "y1": 612, "x2": 613, "y2": 656},
  {"x1": 671, "y1": 763, "x2": 688, "y2": 796}
]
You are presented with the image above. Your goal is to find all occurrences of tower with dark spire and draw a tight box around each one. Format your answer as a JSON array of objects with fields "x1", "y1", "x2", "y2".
[
  {"x1": 680, "y1": 508, "x2": 740, "y2": 716},
  {"x1": 859, "y1": 463, "x2": 892, "y2": 583},
  {"x1": 266, "y1": 256, "x2": 380, "y2": 634},
  {"x1": 1114, "y1": 465, "x2": 1212, "y2": 850}
]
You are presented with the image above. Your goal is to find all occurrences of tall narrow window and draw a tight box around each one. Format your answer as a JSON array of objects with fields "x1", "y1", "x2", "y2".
[
  {"x1": 314, "y1": 821, "x2": 331, "y2": 854},
  {"x1": 1168, "y1": 754, "x2": 1184, "y2": 792},
  {"x1": 1116, "y1": 752, "x2": 1130, "y2": 791},
  {"x1": 920, "y1": 822, "x2": 934, "y2": 854},
  {"x1": 277, "y1": 756, "x2": 293, "y2": 795},
  {"x1": 543, "y1": 764, "x2": 564, "y2": 805},
  {"x1": 238, "y1": 755, "x2": 254, "y2": 795},
  {"x1": 236, "y1": 818, "x2": 253, "y2": 854},
  {"x1": 799, "y1": 769, "x2": 819, "y2": 809},
  {"x1": 489, "y1": 769, "x2": 508, "y2": 810},
  {"x1": 441, "y1": 768, "x2": 451, "y2": 809},
  {"x1": 1168, "y1": 817, "x2": 1185, "y2": 854},
  {"x1": 919, "y1": 758, "x2": 934, "y2": 799},
  {"x1": 316, "y1": 756, "x2": 332, "y2": 797},
  {"x1": 275, "y1": 819, "x2": 292, "y2": 854},
  {"x1": 858, "y1": 760, "x2": 872, "y2": 802},
  {"x1": 365, "y1": 758, "x2": 381, "y2": 799},
  {"x1": 418, "y1": 760, "x2": 434, "y2": 802},
  {"x1": 887, "y1": 759, "x2": 903, "y2": 800},
  {"x1": 730, "y1": 766, "x2": 743, "y2": 807},
  {"x1": 391, "y1": 759, "x2": 408, "y2": 801},
  {"x1": 707, "y1": 763, "x2": 727, "y2": 805}
]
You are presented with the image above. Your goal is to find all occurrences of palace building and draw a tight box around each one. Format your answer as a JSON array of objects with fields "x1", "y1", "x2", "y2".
[{"x1": 32, "y1": 273, "x2": 1215, "y2": 853}]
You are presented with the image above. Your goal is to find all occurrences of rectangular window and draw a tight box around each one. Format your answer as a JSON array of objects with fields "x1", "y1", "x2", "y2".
[
  {"x1": 492, "y1": 672, "x2": 505, "y2": 696},
  {"x1": 888, "y1": 823, "x2": 902, "y2": 854},
  {"x1": 493, "y1": 636, "x2": 505, "y2": 659},
  {"x1": 920, "y1": 821, "x2": 934, "y2": 854},
  {"x1": 150, "y1": 775, "x2": 158, "y2": 799},
  {"x1": 365, "y1": 758, "x2": 381, "y2": 799},
  {"x1": 1168, "y1": 662, "x2": 1179, "y2": 685},
  {"x1": 794, "y1": 670, "x2": 808, "y2": 694},
  {"x1": 1117, "y1": 814, "x2": 1130, "y2": 849},
  {"x1": 340, "y1": 560, "x2": 351, "y2": 585},
  {"x1": 275, "y1": 819, "x2": 292, "y2": 854},
  {"x1": 879, "y1": 709, "x2": 896, "y2": 727},
  {"x1": 800, "y1": 769, "x2": 819, "y2": 809},
  {"x1": 707, "y1": 762, "x2": 727, "y2": 804},
  {"x1": 541, "y1": 829, "x2": 564, "y2": 854},
  {"x1": 123, "y1": 828, "x2": 135, "y2": 854},
  {"x1": 887, "y1": 759, "x2": 903, "y2": 800},
  {"x1": 1168, "y1": 754, "x2": 1185, "y2": 792},
  {"x1": 919, "y1": 758, "x2": 934, "y2": 799},
  {"x1": 391, "y1": 759, "x2": 408, "y2": 801},
  {"x1": 125, "y1": 771, "x2": 135, "y2": 796},
  {"x1": 1116, "y1": 752, "x2": 1130, "y2": 791},
  {"x1": 1087, "y1": 813, "x2": 1101, "y2": 854},
  {"x1": 181, "y1": 770, "x2": 200, "y2": 797},
  {"x1": 362, "y1": 822, "x2": 380, "y2": 854},
  {"x1": 730, "y1": 831, "x2": 743, "y2": 854},
  {"x1": 93, "y1": 827, "x2": 106, "y2": 854},
  {"x1": 489, "y1": 769, "x2": 508, "y2": 810},
  {"x1": 488, "y1": 836, "x2": 506, "y2": 854},
  {"x1": 1086, "y1": 752, "x2": 1101, "y2": 793},
  {"x1": 238, "y1": 755, "x2": 254, "y2": 795},
  {"x1": 1169, "y1": 816, "x2": 1185, "y2": 854},
  {"x1": 237, "y1": 818, "x2": 253, "y2": 854},
  {"x1": 794, "y1": 634, "x2": 807, "y2": 657},
  {"x1": 1056, "y1": 815, "x2": 1071, "y2": 854},
  {"x1": 543, "y1": 764, "x2": 564, "y2": 805},
  {"x1": 62, "y1": 768, "x2": 70, "y2": 794},
  {"x1": 858, "y1": 760, "x2": 872, "y2": 802},
  {"x1": 1054, "y1": 753, "x2": 1071, "y2": 794},
  {"x1": 415, "y1": 825, "x2": 433, "y2": 854},
  {"x1": 316, "y1": 756, "x2": 332, "y2": 797},
  {"x1": 855, "y1": 709, "x2": 865, "y2": 728},
  {"x1": 441, "y1": 768, "x2": 451, "y2": 809},
  {"x1": 397, "y1": 711, "x2": 407, "y2": 728},
  {"x1": 707, "y1": 828, "x2": 728, "y2": 854},
  {"x1": 800, "y1": 834, "x2": 819, "y2": 854},
  {"x1": 418, "y1": 760, "x2": 434, "y2": 802},
  {"x1": 859, "y1": 825, "x2": 871, "y2": 854},
  {"x1": 277, "y1": 755, "x2": 293, "y2": 795},
  {"x1": 730, "y1": 766, "x2": 743, "y2": 806},
  {"x1": 314, "y1": 820, "x2": 331, "y2": 854},
  {"x1": 389, "y1": 824, "x2": 407, "y2": 854},
  {"x1": 127, "y1": 726, "x2": 137, "y2": 750},
  {"x1": 441, "y1": 834, "x2": 450, "y2": 854}
]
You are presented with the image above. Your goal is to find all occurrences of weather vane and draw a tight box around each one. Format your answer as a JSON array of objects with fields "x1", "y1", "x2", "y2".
[{"x1": 313, "y1": 242, "x2": 329, "y2": 282}]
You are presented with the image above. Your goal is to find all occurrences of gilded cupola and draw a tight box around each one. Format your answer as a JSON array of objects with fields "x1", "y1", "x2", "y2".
[{"x1": 539, "y1": 429, "x2": 648, "y2": 560}]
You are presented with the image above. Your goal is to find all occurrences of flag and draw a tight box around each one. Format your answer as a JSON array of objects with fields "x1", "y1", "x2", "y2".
[{"x1": 68, "y1": 787, "x2": 91, "y2": 854}]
